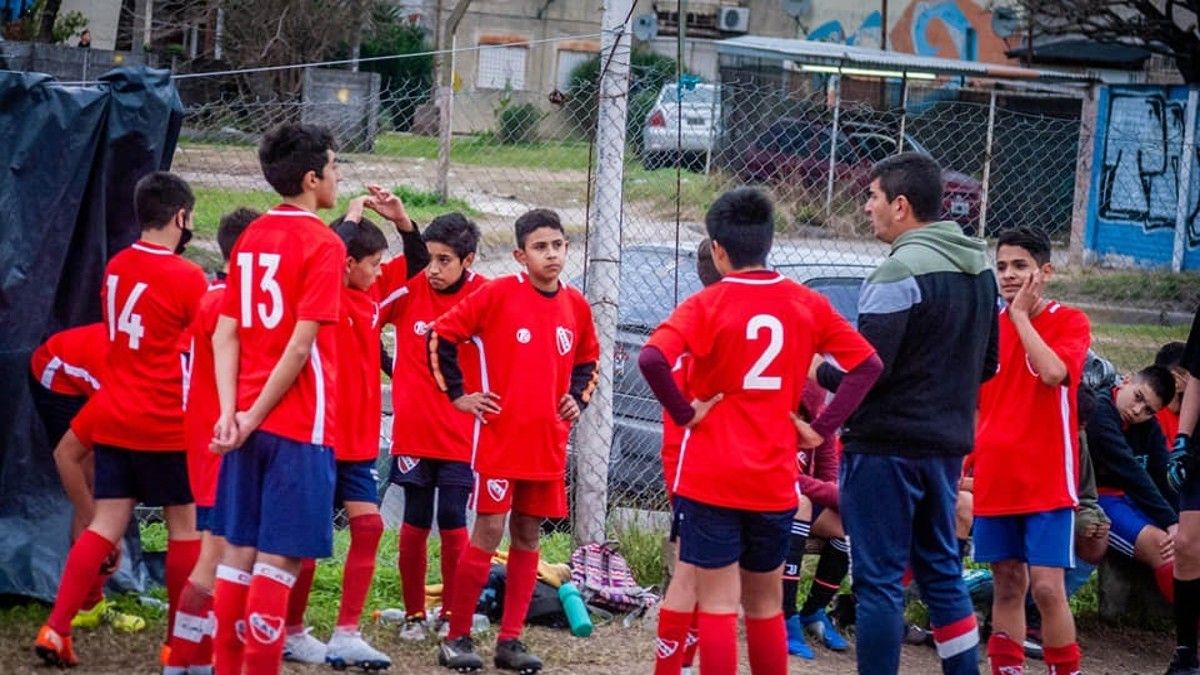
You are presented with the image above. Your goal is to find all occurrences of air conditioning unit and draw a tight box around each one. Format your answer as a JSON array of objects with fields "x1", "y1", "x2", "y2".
[{"x1": 718, "y1": 6, "x2": 750, "y2": 33}]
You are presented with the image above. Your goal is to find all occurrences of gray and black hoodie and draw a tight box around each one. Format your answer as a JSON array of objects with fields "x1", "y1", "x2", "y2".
[{"x1": 819, "y1": 221, "x2": 999, "y2": 457}]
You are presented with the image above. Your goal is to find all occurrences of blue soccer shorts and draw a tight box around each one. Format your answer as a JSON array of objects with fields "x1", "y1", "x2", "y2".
[
  {"x1": 973, "y1": 508, "x2": 1075, "y2": 568},
  {"x1": 93, "y1": 445, "x2": 193, "y2": 506},
  {"x1": 211, "y1": 430, "x2": 335, "y2": 559},
  {"x1": 1098, "y1": 494, "x2": 1157, "y2": 558},
  {"x1": 388, "y1": 454, "x2": 474, "y2": 490},
  {"x1": 335, "y1": 460, "x2": 381, "y2": 505},
  {"x1": 195, "y1": 505, "x2": 215, "y2": 533},
  {"x1": 671, "y1": 495, "x2": 796, "y2": 572}
]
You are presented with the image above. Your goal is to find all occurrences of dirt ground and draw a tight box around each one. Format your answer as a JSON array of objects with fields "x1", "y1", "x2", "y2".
[{"x1": 0, "y1": 613, "x2": 1174, "y2": 674}]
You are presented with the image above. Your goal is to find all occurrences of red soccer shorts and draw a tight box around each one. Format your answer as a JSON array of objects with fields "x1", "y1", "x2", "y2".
[{"x1": 472, "y1": 475, "x2": 567, "y2": 519}]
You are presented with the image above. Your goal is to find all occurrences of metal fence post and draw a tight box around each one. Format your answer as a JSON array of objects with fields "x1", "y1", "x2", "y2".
[
  {"x1": 824, "y1": 74, "x2": 842, "y2": 222},
  {"x1": 1172, "y1": 88, "x2": 1199, "y2": 272},
  {"x1": 1069, "y1": 84, "x2": 1100, "y2": 267},
  {"x1": 574, "y1": 0, "x2": 632, "y2": 545},
  {"x1": 978, "y1": 89, "x2": 997, "y2": 237},
  {"x1": 897, "y1": 77, "x2": 909, "y2": 153}
]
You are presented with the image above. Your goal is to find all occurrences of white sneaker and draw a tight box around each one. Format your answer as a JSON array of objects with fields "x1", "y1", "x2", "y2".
[
  {"x1": 282, "y1": 627, "x2": 328, "y2": 664},
  {"x1": 398, "y1": 618, "x2": 428, "y2": 641},
  {"x1": 325, "y1": 628, "x2": 392, "y2": 670}
]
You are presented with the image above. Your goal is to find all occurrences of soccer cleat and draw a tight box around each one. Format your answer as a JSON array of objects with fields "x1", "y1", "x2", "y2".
[
  {"x1": 34, "y1": 624, "x2": 78, "y2": 668},
  {"x1": 399, "y1": 616, "x2": 428, "y2": 641},
  {"x1": 493, "y1": 638, "x2": 543, "y2": 673},
  {"x1": 326, "y1": 629, "x2": 392, "y2": 671},
  {"x1": 438, "y1": 636, "x2": 484, "y2": 672},
  {"x1": 70, "y1": 600, "x2": 106, "y2": 630},
  {"x1": 160, "y1": 644, "x2": 171, "y2": 667},
  {"x1": 784, "y1": 614, "x2": 814, "y2": 659},
  {"x1": 283, "y1": 627, "x2": 329, "y2": 664},
  {"x1": 1166, "y1": 647, "x2": 1200, "y2": 675},
  {"x1": 1023, "y1": 627, "x2": 1044, "y2": 661},
  {"x1": 73, "y1": 599, "x2": 146, "y2": 633},
  {"x1": 799, "y1": 609, "x2": 848, "y2": 651}
]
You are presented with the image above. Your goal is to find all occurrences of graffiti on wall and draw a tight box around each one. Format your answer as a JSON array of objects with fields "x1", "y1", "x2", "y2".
[
  {"x1": 889, "y1": 0, "x2": 1010, "y2": 64},
  {"x1": 1098, "y1": 91, "x2": 1200, "y2": 245},
  {"x1": 806, "y1": 11, "x2": 882, "y2": 47}
]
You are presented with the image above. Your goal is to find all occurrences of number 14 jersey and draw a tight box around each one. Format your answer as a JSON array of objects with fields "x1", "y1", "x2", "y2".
[{"x1": 646, "y1": 270, "x2": 875, "y2": 511}]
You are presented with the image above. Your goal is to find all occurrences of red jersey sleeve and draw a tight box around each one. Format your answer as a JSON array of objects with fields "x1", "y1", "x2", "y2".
[
  {"x1": 1052, "y1": 307, "x2": 1091, "y2": 385},
  {"x1": 296, "y1": 237, "x2": 344, "y2": 324},
  {"x1": 647, "y1": 293, "x2": 708, "y2": 365},
  {"x1": 573, "y1": 295, "x2": 600, "y2": 365},
  {"x1": 177, "y1": 267, "x2": 209, "y2": 329},
  {"x1": 430, "y1": 279, "x2": 491, "y2": 343},
  {"x1": 812, "y1": 294, "x2": 875, "y2": 372},
  {"x1": 375, "y1": 261, "x2": 415, "y2": 328}
]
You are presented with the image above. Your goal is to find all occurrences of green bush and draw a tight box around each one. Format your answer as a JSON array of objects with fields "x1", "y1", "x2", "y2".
[
  {"x1": 566, "y1": 48, "x2": 682, "y2": 145},
  {"x1": 359, "y1": 4, "x2": 434, "y2": 131},
  {"x1": 496, "y1": 102, "x2": 542, "y2": 145}
]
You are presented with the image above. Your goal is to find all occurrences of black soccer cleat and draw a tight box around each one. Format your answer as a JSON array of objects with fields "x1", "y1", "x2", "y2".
[
  {"x1": 438, "y1": 636, "x2": 484, "y2": 672},
  {"x1": 494, "y1": 638, "x2": 543, "y2": 674}
]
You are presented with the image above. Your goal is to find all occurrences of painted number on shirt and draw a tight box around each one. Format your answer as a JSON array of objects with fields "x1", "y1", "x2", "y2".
[
  {"x1": 237, "y1": 252, "x2": 283, "y2": 329},
  {"x1": 743, "y1": 314, "x2": 783, "y2": 390},
  {"x1": 106, "y1": 274, "x2": 149, "y2": 349}
]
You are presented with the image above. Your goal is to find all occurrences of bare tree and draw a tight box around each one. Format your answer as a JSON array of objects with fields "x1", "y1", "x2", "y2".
[{"x1": 1008, "y1": 0, "x2": 1200, "y2": 82}]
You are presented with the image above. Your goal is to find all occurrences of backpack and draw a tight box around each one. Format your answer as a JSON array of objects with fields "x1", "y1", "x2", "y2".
[
  {"x1": 1083, "y1": 348, "x2": 1120, "y2": 392},
  {"x1": 569, "y1": 542, "x2": 659, "y2": 613},
  {"x1": 476, "y1": 564, "x2": 567, "y2": 627}
]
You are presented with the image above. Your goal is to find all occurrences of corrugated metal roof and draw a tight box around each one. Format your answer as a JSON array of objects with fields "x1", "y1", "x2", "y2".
[{"x1": 716, "y1": 35, "x2": 1096, "y2": 82}]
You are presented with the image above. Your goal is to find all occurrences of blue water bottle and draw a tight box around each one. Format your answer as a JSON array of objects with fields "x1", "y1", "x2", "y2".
[{"x1": 557, "y1": 582, "x2": 592, "y2": 637}]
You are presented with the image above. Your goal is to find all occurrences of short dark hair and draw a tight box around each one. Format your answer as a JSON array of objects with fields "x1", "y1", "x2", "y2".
[
  {"x1": 1134, "y1": 365, "x2": 1177, "y2": 407},
  {"x1": 258, "y1": 124, "x2": 336, "y2": 197},
  {"x1": 424, "y1": 213, "x2": 481, "y2": 259},
  {"x1": 216, "y1": 208, "x2": 260, "y2": 260},
  {"x1": 332, "y1": 216, "x2": 388, "y2": 261},
  {"x1": 1155, "y1": 342, "x2": 1187, "y2": 369},
  {"x1": 696, "y1": 237, "x2": 721, "y2": 287},
  {"x1": 869, "y1": 152, "x2": 943, "y2": 223},
  {"x1": 705, "y1": 187, "x2": 774, "y2": 269},
  {"x1": 997, "y1": 226, "x2": 1052, "y2": 266},
  {"x1": 514, "y1": 208, "x2": 564, "y2": 248},
  {"x1": 134, "y1": 171, "x2": 194, "y2": 230}
]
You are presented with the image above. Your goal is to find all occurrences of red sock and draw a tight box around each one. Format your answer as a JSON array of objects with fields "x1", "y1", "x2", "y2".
[
  {"x1": 242, "y1": 563, "x2": 296, "y2": 674},
  {"x1": 167, "y1": 580, "x2": 214, "y2": 667},
  {"x1": 745, "y1": 613, "x2": 787, "y2": 675},
  {"x1": 286, "y1": 559, "x2": 316, "y2": 633},
  {"x1": 83, "y1": 572, "x2": 107, "y2": 610},
  {"x1": 47, "y1": 529, "x2": 115, "y2": 634},
  {"x1": 681, "y1": 606, "x2": 700, "y2": 667},
  {"x1": 448, "y1": 545, "x2": 494, "y2": 639},
  {"x1": 654, "y1": 607, "x2": 692, "y2": 675},
  {"x1": 337, "y1": 513, "x2": 383, "y2": 629},
  {"x1": 902, "y1": 567, "x2": 914, "y2": 588},
  {"x1": 697, "y1": 612, "x2": 738, "y2": 675},
  {"x1": 1157, "y1": 562, "x2": 1176, "y2": 603},
  {"x1": 398, "y1": 523, "x2": 430, "y2": 619},
  {"x1": 1044, "y1": 642, "x2": 1082, "y2": 675},
  {"x1": 498, "y1": 546, "x2": 540, "y2": 642},
  {"x1": 986, "y1": 632, "x2": 1025, "y2": 675},
  {"x1": 165, "y1": 538, "x2": 201, "y2": 639},
  {"x1": 212, "y1": 565, "x2": 251, "y2": 675},
  {"x1": 440, "y1": 526, "x2": 468, "y2": 612}
]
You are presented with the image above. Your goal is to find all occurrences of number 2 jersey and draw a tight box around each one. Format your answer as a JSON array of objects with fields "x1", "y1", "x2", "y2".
[
  {"x1": 91, "y1": 240, "x2": 208, "y2": 451},
  {"x1": 646, "y1": 270, "x2": 875, "y2": 512},
  {"x1": 223, "y1": 205, "x2": 346, "y2": 447}
]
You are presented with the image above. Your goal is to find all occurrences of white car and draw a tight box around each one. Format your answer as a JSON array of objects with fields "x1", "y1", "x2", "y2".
[{"x1": 641, "y1": 83, "x2": 721, "y2": 170}]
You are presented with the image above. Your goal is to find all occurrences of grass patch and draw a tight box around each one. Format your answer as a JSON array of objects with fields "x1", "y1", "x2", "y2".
[
  {"x1": 1092, "y1": 322, "x2": 1191, "y2": 373},
  {"x1": 374, "y1": 133, "x2": 592, "y2": 172},
  {"x1": 623, "y1": 165, "x2": 717, "y2": 220},
  {"x1": 1049, "y1": 268, "x2": 1200, "y2": 313},
  {"x1": 139, "y1": 521, "x2": 167, "y2": 554}
]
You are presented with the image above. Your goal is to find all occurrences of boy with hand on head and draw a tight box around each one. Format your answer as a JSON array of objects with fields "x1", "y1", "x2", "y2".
[
  {"x1": 208, "y1": 123, "x2": 345, "y2": 675},
  {"x1": 385, "y1": 213, "x2": 488, "y2": 641},
  {"x1": 638, "y1": 188, "x2": 882, "y2": 675},
  {"x1": 971, "y1": 227, "x2": 1090, "y2": 675},
  {"x1": 165, "y1": 207, "x2": 259, "y2": 675},
  {"x1": 35, "y1": 172, "x2": 208, "y2": 668},
  {"x1": 429, "y1": 208, "x2": 599, "y2": 673}
]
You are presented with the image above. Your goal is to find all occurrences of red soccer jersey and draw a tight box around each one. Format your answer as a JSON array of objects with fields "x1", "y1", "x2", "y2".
[
  {"x1": 429, "y1": 273, "x2": 600, "y2": 480},
  {"x1": 386, "y1": 270, "x2": 489, "y2": 462},
  {"x1": 222, "y1": 206, "x2": 345, "y2": 447},
  {"x1": 334, "y1": 286, "x2": 384, "y2": 461},
  {"x1": 183, "y1": 282, "x2": 226, "y2": 507},
  {"x1": 1158, "y1": 407, "x2": 1180, "y2": 449},
  {"x1": 70, "y1": 395, "x2": 103, "y2": 449},
  {"x1": 89, "y1": 241, "x2": 208, "y2": 451},
  {"x1": 974, "y1": 302, "x2": 1091, "y2": 516},
  {"x1": 30, "y1": 323, "x2": 108, "y2": 397},
  {"x1": 661, "y1": 353, "x2": 693, "y2": 495},
  {"x1": 646, "y1": 270, "x2": 875, "y2": 512}
]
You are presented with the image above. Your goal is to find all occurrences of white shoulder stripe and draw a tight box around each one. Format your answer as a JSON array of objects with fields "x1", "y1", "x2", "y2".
[
  {"x1": 131, "y1": 243, "x2": 171, "y2": 256},
  {"x1": 379, "y1": 286, "x2": 410, "y2": 309}
]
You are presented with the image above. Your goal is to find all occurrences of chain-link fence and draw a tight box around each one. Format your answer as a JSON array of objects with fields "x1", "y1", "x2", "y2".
[{"x1": 165, "y1": 52, "x2": 1197, "y2": 542}]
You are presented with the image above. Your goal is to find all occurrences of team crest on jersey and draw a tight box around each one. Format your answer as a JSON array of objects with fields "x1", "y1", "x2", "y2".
[
  {"x1": 397, "y1": 455, "x2": 420, "y2": 473},
  {"x1": 998, "y1": 668, "x2": 1023, "y2": 675},
  {"x1": 655, "y1": 638, "x2": 679, "y2": 659},
  {"x1": 413, "y1": 321, "x2": 430, "y2": 336},
  {"x1": 516, "y1": 328, "x2": 532, "y2": 344},
  {"x1": 234, "y1": 618, "x2": 247, "y2": 644},
  {"x1": 487, "y1": 478, "x2": 510, "y2": 502},
  {"x1": 248, "y1": 612, "x2": 284, "y2": 645},
  {"x1": 555, "y1": 327, "x2": 574, "y2": 356}
]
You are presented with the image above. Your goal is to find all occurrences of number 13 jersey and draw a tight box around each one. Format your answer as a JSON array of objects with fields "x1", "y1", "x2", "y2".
[
  {"x1": 222, "y1": 205, "x2": 346, "y2": 447},
  {"x1": 646, "y1": 270, "x2": 875, "y2": 511}
]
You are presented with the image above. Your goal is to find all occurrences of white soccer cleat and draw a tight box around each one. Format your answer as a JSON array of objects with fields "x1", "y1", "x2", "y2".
[
  {"x1": 399, "y1": 617, "x2": 428, "y2": 641},
  {"x1": 326, "y1": 628, "x2": 393, "y2": 671},
  {"x1": 282, "y1": 627, "x2": 328, "y2": 664}
]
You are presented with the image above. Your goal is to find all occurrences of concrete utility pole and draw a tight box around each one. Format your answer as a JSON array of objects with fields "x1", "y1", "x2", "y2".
[
  {"x1": 574, "y1": 0, "x2": 633, "y2": 545},
  {"x1": 435, "y1": 0, "x2": 473, "y2": 202}
]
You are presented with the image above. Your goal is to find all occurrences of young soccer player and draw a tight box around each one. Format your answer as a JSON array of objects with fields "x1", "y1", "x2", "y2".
[
  {"x1": 639, "y1": 188, "x2": 881, "y2": 675},
  {"x1": 971, "y1": 227, "x2": 1091, "y2": 675},
  {"x1": 35, "y1": 171, "x2": 208, "y2": 668},
  {"x1": 1088, "y1": 365, "x2": 1178, "y2": 603},
  {"x1": 1157, "y1": 342, "x2": 1188, "y2": 447},
  {"x1": 386, "y1": 213, "x2": 488, "y2": 641},
  {"x1": 654, "y1": 237, "x2": 721, "y2": 675},
  {"x1": 428, "y1": 208, "x2": 599, "y2": 673},
  {"x1": 164, "y1": 207, "x2": 258, "y2": 674},
  {"x1": 1165, "y1": 305, "x2": 1200, "y2": 674},
  {"x1": 208, "y1": 123, "x2": 346, "y2": 674}
]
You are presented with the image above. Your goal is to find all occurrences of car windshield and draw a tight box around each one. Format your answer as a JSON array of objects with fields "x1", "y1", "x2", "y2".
[
  {"x1": 615, "y1": 249, "x2": 703, "y2": 331},
  {"x1": 661, "y1": 85, "x2": 716, "y2": 105}
]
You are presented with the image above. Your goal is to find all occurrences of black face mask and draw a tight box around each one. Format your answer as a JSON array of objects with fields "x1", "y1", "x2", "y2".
[{"x1": 175, "y1": 227, "x2": 193, "y2": 255}]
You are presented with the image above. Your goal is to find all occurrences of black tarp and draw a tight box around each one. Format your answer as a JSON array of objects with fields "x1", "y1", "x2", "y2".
[{"x1": 0, "y1": 66, "x2": 183, "y2": 600}]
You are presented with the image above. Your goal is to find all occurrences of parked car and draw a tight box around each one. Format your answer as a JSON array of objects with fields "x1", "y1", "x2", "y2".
[
  {"x1": 575, "y1": 242, "x2": 878, "y2": 507},
  {"x1": 739, "y1": 119, "x2": 982, "y2": 235},
  {"x1": 641, "y1": 83, "x2": 721, "y2": 170}
]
